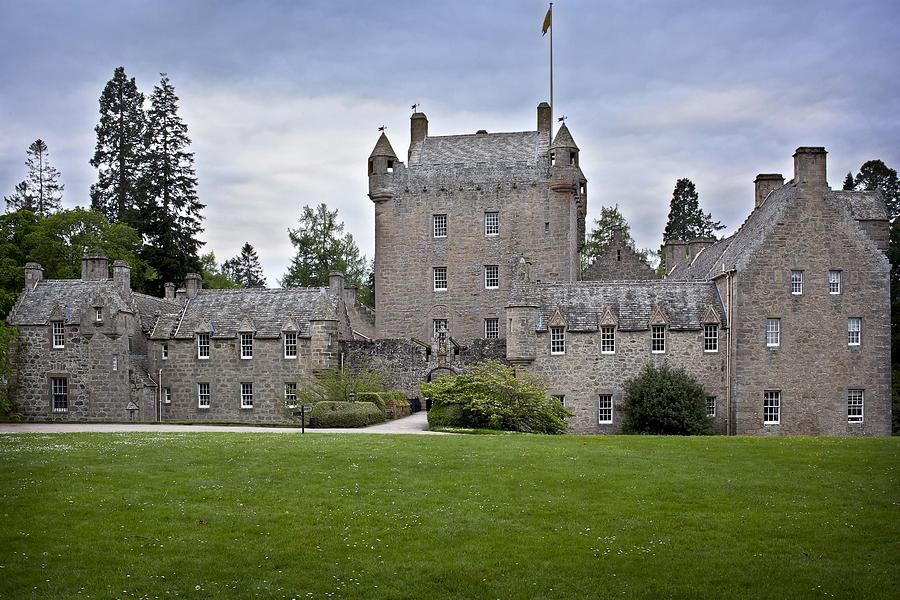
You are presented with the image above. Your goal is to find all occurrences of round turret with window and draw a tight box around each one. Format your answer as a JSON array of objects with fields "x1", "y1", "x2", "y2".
[{"x1": 368, "y1": 133, "x2": 399, "y2": 202}]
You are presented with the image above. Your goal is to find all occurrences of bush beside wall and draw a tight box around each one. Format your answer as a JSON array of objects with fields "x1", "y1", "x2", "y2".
[{"x1": 310, "y1": 401, "x2": 385, "y2": 428}]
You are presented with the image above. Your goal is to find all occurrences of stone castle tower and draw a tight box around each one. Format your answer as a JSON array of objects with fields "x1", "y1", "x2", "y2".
[{"x1": 368, "y1": 103, "x2": 587, "y2": 342}]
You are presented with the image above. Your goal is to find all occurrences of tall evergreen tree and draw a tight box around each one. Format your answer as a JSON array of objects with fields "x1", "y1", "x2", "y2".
[
  {"x1": 661, "y1": 178, "x2": 723, "y2": 242},
  {"x1": 90, "y1": 66, "x2": 146, "y2": 224},
  {"x1": 581, "y1": 204, "x2": 651, "y2": 270},
  {"x1": 854, "y1": 160, "x2": 899, "y2": 221},
  {"x1": 23, "y1": 139, "x2": 64, "y2": 215},
  {"x1": 140, "y1": 73, "x2": 205, "y2": 293},
  {"x1": 842, "y1": 171, "x2": 856, "y2": 191},
  {"x1": 4, "y1": 181, "x2": 34, "y2": 214},
  {"x1": 223, "y1": 243, "x2": 266, "y2": 287}
]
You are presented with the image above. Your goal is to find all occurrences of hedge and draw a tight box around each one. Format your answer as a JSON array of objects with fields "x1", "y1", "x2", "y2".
[
  {"x1": 310, "y1": 401, "x2": 385, "y2": 428},
  {"x1": 357, "y1": 392, "x2": 410, "y2": 419}
]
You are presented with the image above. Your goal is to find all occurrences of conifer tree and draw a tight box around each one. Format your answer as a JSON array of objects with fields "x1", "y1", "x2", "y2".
[
  {"x1": 90, "y1": 67, "x2": 146, "y2": 224},
  {"x1": 661, "y1": 178, "x2": 724, "y2": 242},
  {"x1": 843, "y1": 172, "x2": 856, "y2": 191},
  {"x1": 581, "y1": 204, "x2": 650, "y2": 269},
  {"x1": 854, "y1": 160, "x2": 899, "y2": 221},
  {"x1": 223, "y1": 243, "x2": 267, "y2": 287},
  {"x1": 4, "y1": 181, "x2": 34, "y2": 214},
  {"x1": 23, "y1": 139, "x2": 64, "y2": 215}
]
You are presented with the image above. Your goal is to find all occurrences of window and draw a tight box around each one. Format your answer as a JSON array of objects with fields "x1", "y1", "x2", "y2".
[
  {"x1": 550, "y1": 326, "x2": 565, "y2": 355},
  {"x1": 550, "y1": 151, "x2": 556, "y2": 166},
  {"x1": 651, "y1": 325, "x2": 666, "y2": 353},
  {"x1": 95, "y1": 307, "x2": 103, "y2": 322},
  {"x1": 52, "y1": 321, "x2": 64, "y2": 349},
  {"x1": 790, "y1": 270, "x2": 803, "y2": 295},
  {"x1": 164, "y1": 388, "x2": 172, "y2": 404},
  {"x1": 484, "y1": 318, "x2": 499, "y2": 339},
  {"x1": 241, "y1": 382, "x2": 253, "y2": 409},
  {"x1": 240, "y1": 332, "x2": 253, "y2": 359},
  {"x1": 829, "y1": 270, "x2": 842, "y2": 294},
  {"x1": 433, "y1": 319, "x2": 448, "y2": 343},
  {"x1": 285, "y1": 382, "x2": 298, "y2": 407},
  {"x1": 484, "y1": 265, "x2": 499, "y2": 289},
  {"x1": 706, "y1": 396, "x2": 716, "y2": 417},
  {"x1": 112, "y1": 354, "x2": 118, "y2": 371},
  {"x1": 433, "y1": 267, "x2": 447, "y2": 291},
  {"x1": 848, "y1": 318, "x2": 861, "y2": 346},
  {"x1": 161, "y1": 344, "x2": 169, "y2": 360},
  {"x1": 198, "y1": 382, "x2": 210, "y2": 408},
  {"x1": 600, "y1": 326, "x2": 615, "y2": 354},
  {"x1": 51, "y1": 377, "x2": 68, "y2": 412},
  {"x1": 766, "y1": 318, "x2": 780, "y2": 347},
  {"x1": 764, "y1": 391, "x2": 781, "y2": 424},
  {"x1": 284, "y1": 332, "x2": 298, "y2": 359},
  {"x1": 433, "y1": 214, "x2": 447, "y2": 238},
  {"x1": 704, "y1": 324, "x2": 719, "y2": 352},
  {"x1": 552, "y1": 394, "x2": 565, "y2": 406},
  {"x1": 598, "y1": 394, "x2": 613, "y2": 424},
  {"x1": 569, "y1": 151, "x2": 578, "y2": 165},
  {"x1": 386, "y1": 159, "x2": 394, "y2": 173},
  {"x1": 616, "y1": 249, "x2": 621, "y2": 262},
  {"x1": 847, "y1": 389, "x2": 864, "y2": 423},
  {"x1": 484, "y1": 212, "x2": 499, "y2": 236},
  {"x1": 197, "y1": 333, "x2": 210, "y2": 359}
]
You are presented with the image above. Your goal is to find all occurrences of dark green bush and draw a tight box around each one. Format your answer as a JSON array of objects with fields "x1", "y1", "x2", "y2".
[
  {"x1": 620, "y1": 363, "x2": 714, "y2": 435},
  {"x1": 282, "y1": 366, "x2": 387, "y2": 418},
  {"x1": 310, "y1": 401, "x2": 385, "y2": 428},
  {"x1": 426, "y1": 403, "x2": 466, "y2": 428}
]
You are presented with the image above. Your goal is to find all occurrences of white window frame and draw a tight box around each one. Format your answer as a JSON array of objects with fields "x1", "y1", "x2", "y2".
[
  {"x1": 197, "y1": 333, "x2": 210, "y2": 359},
  {"x1": 766, "y1": 318, "x2": 780, "y2": 347},
  {"x1": 598, "y1": 394, "x2": 613, "y2": 424},
  {"x1": 790, "y1": 270, "x2": 803, "y2": 295},
  {"x1": 52, "y1": 321, "x2": 65, "y2": 349},
  {"x1": 484, "y1": 211, "x2": 499, "y2": 236},
  {"x1": 600, "y1": 326, "x2": 615, "y2": 354},
  {"x1": 95, "y1": 307, "x2": 103, "y2": 322},
  {"x1": 284, "y1": 382, "x2": 298, "y2": 408},
  {"x1": 764, "y1": 390, "x2": 781, "y2": 425},
  {"x1": 161, "y1": 344, "x2": 169, "y2": 360},
  {"x1": 706, "y1": 396, "x2": 716, "y2": 418},
  {"x1": 164, "y1": 387, "x2": 172, "y2": 405},
  {"x1": 240, "y1": 382, "x2": 253, "y2": 409},
  {"x1": 829, "y1": 270, "x2": 842, "y2": 295},
  {"x1": 433, "y1": 214, "x2": 447, "y2": 238},
  {"x1": 433, "y1": 266, "x2": 447, "y2": 291},
  {"x1": 283, "y1": 331, "x2": 298, "y2": 359},
  {"x1": 847, "y1": 389, "x2": 864, "y2": 423},
  {"x1": 550, "y1": 326, "x2": 565, "y2": 355},
  {"x1": 484, "y1": 265, "x2": 499, "y2": 289},
  {"x1": 112, "y1": 354, "x2": 118, "y2": 371},
  {"x1": 240, "y1": 332, "x2": 253, "y2": 359},
  {"x1": 198, "y1": 382, "x2": 210, "y2": 408},
  {"x1": 484, "y1": 318, "x2": 499, "y2": 339},
  {"x1": 51, "y1": 377, "x2": 68, "y2": 413},
  {"x1": 651, "y1": 325, "x2": 666, "y2": 353},
  {"x1": 848, "y1": 318, "x2": 861, "y2": 346},
  {"x1": 433, "y1": 319, "x2": 448, "y2": 342},
  {"x1": 704, "y1": 324, "x2": 719, "y2": 353}
]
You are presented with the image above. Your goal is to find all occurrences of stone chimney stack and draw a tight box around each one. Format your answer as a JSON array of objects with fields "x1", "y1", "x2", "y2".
[
  {"x1": 164, "y1": 282, "x2": 176, "y2": 301},
  {"x1": 754, "y1": 174, "x2": 785, "y2": 208},
  {"x1": 793, "y1": 147, "x2": 827, "y2": 189},
  {"x1": 112, "y1": 260, "x2": 131, "y2": 295},
  {"x1": 81, "y1": 254, "x2": 109, "y2": 281},
  {"x1": 328, "y1": 271, "x2": 345, "y2": 295},
  {"x1": 24, "y1": 262, "x2": 43, "y2": 291},
  {"x1": 537, "y1": 102, "x2": 552, "y2": 136},
  {"x1": 664, "y1": 240, "x2": 687, "y2": 275},
  {"x1": 410, "y1": 112, "x2": 428, "y2": 147},
  {"x1": 184, "y1": 273, "x2": 202, "y2": 299}
]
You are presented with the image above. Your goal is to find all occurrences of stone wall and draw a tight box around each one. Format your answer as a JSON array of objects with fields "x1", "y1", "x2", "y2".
[{"x1": 582, "y1": 233, "x2": 659, "y2": 281}]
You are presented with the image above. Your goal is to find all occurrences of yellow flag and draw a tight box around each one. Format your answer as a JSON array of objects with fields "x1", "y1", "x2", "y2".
[{"x1": 542, "y1": 6, "x2": 552, "y2": 36}]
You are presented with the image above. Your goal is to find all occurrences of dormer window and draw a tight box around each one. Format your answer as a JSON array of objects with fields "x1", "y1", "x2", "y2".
[
  {"x1": 52, "y1": 321, "x2": 65, "y2": 349},
  {"x1": 95, "y1": 308, "x2": 103, "y2": 322},
  {"x1": 197, "y1": 333, "x2": 210, "y2": 359},
  {"x1": 240, "y1": 332, "x2": 254, "y2": 359},
  {"x1": 284, "y1": 331, "x2": 298, "y2": 359}
]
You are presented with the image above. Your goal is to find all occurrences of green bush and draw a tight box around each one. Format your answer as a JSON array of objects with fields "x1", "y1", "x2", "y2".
[
  {"x1": 420, "y1": 360, "x2": 571, "y2": 434},
  {"x1": 620, "y1": 363, "x2": 714, "y2": 435},
  {"x1": 310, "y1": 401, "x2": 385, "y2": 428},
  {"x1": 358, "y1": 391, "x2": 409, "y2": 418},
  {"x1": 282, "y1": 367, "x2": 387, "y2": 418},
  {"x1": 0, "y1": 322, "x2": 19, "y2": 420}
]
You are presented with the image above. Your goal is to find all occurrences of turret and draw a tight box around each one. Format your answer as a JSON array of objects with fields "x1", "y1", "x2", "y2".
[
  {"x1": 368, "y1": 132, "x2": 399, "y2": 202},
  {"x1": 505, "y1": 257, "x2": 540, "y2": 364},
  {"x1": 549, "y1": 124, "x2": 582, "y2": 193}
]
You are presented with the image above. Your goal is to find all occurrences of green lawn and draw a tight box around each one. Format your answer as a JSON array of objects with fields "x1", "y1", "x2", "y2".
[{"x1": 0, "y1": 434, "x2": 897, "y2": 599}]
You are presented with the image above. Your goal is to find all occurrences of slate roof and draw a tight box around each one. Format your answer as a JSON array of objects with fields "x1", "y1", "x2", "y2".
[
  {"x1": 409, "y1": 131, "x2": 548, "y2": 167},
  {"x1": 160, "y1": 287, "x2": 342, "y2": 340},
  {"x1": 550, "y1": 123, "x2": 578, "y2": 150},
  {"x1": 830, "y1": 189, "x2": 888, "y2": 220},
  {"x1": 7, "y1": 280, "x2": 132, "y2": 326},
  {"x1": 133, "y1": 293, "x2": 181, "y2": 333},
  {"x1": 535, "y1": 280, "x2": 724, "y2": 331},
  {"x1": 369, "y1": 132, "x2": 397, "y2": 158}
]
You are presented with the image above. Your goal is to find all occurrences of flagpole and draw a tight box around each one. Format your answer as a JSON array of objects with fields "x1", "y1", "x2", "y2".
[{"x1": 549, "y1": 2, "x2": 554, "y2": 130}]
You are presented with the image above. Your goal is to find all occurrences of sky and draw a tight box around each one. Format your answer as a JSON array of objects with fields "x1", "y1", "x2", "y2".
[{"x1": 1, "y1": 0, "x2": 899, "y2": 284}]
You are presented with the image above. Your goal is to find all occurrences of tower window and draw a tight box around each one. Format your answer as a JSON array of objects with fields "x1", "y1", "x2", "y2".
[
  {"x1": 386, "y1": 160, "x2": 394, "y2": 173},
  {"x1": 433, "y1": 267, "x2": 447, "y2": 291},
  {"x1": 433, "y1": 214, "x2": 447, "y2": 238},
  {"x1": 550, "y1": 152, "x2": 556, "y2": 166},
  {"x1": 570, "y1": 151, "x2": 577, "y2": 165},
  {"x1": 616, "y1": 249, "x2": 621, "y2": 262},
  {"x1": 484, "y1": 265, "x2": 499, "y2": 289},
  {"x1": 368, "y1": 160, "x2": 374, "y2": 176},
  {"x1": 484, "y1": 212, "x2": 499, "y2": 236}
]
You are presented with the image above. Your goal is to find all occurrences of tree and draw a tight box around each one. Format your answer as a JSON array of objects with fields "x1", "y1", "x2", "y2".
[
  {"x1": 222, "y1": 243, "x2": 266, "y2": 287},
  {"x1": 140, "y1": 73, "x2": 205, "y2": 294},
  {"x1": 619, "y1": 363, "x2": 713, "y2": 435},
  {"x1": 199, "y1": 252, "x2": 241, "y2": 289},
  {"x1": 842, "y1": 172, "x2": 856, "y2": 191},
  {"x1": 662, "y1": 178, "x2": 724, "y2": 242},
  {"x1": 0, "y1": 321, "x2": 18, "y2": 420},
  {"x1": 854, "y1": 160, "x2": 899, "y2": 222},
  {"x1": 90, "y1": 66, "x2": 146, "y2": 224},
  {"x1": 21, "y1": 140, "x2": 64, "y2": 216},
  {"x1": 4, "y1": 181, "x2": 34, "y2": 214},
  {"x1": 581, "y1": 204, "x2": 651, "y2": 270}
]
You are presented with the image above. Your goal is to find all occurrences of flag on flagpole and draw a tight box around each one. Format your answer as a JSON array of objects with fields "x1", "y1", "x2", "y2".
[{"x1": 542, "y1": 5, "x2": 552, "y2": 36}]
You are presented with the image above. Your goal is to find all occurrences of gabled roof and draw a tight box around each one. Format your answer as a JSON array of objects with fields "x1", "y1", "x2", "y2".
[
  {"x1": 6, "y1": 280, "x2": 133, "y2": 326},
  {"x1": 550, "y1": 123, "x2": 578, "y2": 150},
  {"x1": 133, "y1": 293, "x2": 181, "y2": 333},
  {"x1": 408, "y1": 131, "x2": 548, "y2": 167}
]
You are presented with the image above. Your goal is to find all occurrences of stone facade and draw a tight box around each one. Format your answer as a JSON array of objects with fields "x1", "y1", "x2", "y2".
[{"x1": 582, "y1": 227, "x2": 659, "y2": 281}]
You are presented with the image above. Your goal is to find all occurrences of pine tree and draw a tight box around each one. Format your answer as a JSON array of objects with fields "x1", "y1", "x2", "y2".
[
  {"x1": 662, "y1": 178, "x2": 724, "y2": 242},
  {"x1": 140, "y1": 73, "x2": 205, "y2": 293},
  {"x1": 23, "y1": 139, "x2": 64, "y2": 215},
  {"x1": 854, "y1": 160, "x2": 899, "y2": 222},
  {"x1": 842, "y1": 171, "x2": 856, "y2": 191},
  {"x1": 4, "y1": 181, "x2": 34, "y2": 213},
  {"x1": 90, "y1": 66, "x2": 146, "y2": 224},
  {"x1": 223, "y1": 243, "x2": 267, "y2": 287}
]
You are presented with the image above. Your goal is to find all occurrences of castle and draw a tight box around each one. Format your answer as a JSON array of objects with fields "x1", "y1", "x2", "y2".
[{"x1": 6, "y1": 102, "x2": 892, "y2": 435}]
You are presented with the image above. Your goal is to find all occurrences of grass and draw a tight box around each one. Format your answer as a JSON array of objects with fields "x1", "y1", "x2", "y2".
[{"x1": 0, "y1": 434, "x2": 897, "y2": 599}]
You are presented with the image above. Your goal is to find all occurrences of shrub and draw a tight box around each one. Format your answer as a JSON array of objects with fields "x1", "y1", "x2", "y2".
[
  {"x1": 310, "y1": 401, "x2": 385, "y2": 428},
  {"x1": 358, "y1": 391, "x2": 410, "y2": 419},
  {"x1": 0, "y1": 322, "x2": 19, "y2": 420},
  {"x1": 420, "y1": 360, "x2": 571, "y2": 434},
  {"x1": 282, "y1": 366, "x2": 387, "y2": 418},
  {"x1": 620, "y1": 363, "x2": 714, "y2": 435}
]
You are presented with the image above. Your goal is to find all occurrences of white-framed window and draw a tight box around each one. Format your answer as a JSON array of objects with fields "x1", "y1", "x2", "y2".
[
  {"x1": 284, "y1": 382, "x2": 298, "y2": 407},
  {"x1": 52, "y1": 321, "x2": 65, "y2": 349},
  {"x1": 240, "y1": 332, "x2": 253, "y2": 359},
  {"x1": 433, "y1": 266, "x2": 447, "y2": 291},
  {"x1": 284, "y1": 331, "x2": 298, "y2": 359},
  {"x1": 847, "y1": 389, "x2": 864, "y2": 423},
  {"x1": 95, "y1": 307, "x2": 103, "y2": 322},
  {"x1": 600, "y1": 326, "x2": 615, "y2": 354},
  {"x1": 829, "y1": 270, "x2": 842, "y2": 294},
  {"x1": 433, "y1": 319, "x2": 448, "y2": 342},
  {"x1": 197, "y1": 333, "x2": 210, "y2": 359},
  {"x1": 651, "y1": 325, "x2": 666, "y2": 353},
  {"x1": 164, "y1": 387, "x2": 172, "y2": 404},
  {"x1": 598, "y1": 394, "x2": 613, "y2": 424},
  {"x1": 706, "y1": 396, "x2": 716, "y2": 418},
  {"x1": 161, "y1": 344, "x2": 169, "y2": 360},
  {"x1": 764, "y1": 390, "x2": 781, "y2": 424},
  {"x1": 241, "y1": 382, "x2": 253, "y2": 409},
  {"x1": 484, "y1": 318, "x2": 499, "y2": 339},
  {"x1": 112, "y1": 354, "x2": 118, "y2": 371},
  {"x1": 766, "y1": 318, "x2": 780, "y2": 347},
  {"x1": 791, "y1": 270, "x2": 803, "y2": 295},
  {"x1": 51, "y1": 377, "x2": 68, "y2": 412},
  {"x1": 198, "y1": 382, "x2": 210, "y2": 408},
  {"x1": 484, "y1": 211, "x2": 499, "y2": 236},
  {"x1": 484, "y1": 265, "x2": 499, "y2": 289},
  {"x1": 704, "y1": 324, "x2": 719, "y2": 352},
  {"x1": 551, "y1": 394, "x2": 565, "y2": 406},
  {"x1": 550, "y1": 326, "x2": 565, "y2": 355},
  {"x1": 433, "y1": 214, "x2": 447, "y2": 238},
  {"x1": 848, "y1": 318, "x2": 861, "y2": 346}
]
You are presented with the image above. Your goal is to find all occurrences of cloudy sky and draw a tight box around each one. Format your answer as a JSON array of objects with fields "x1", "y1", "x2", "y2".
[{"x1": 1, "y1": 0, "x2": 898, "y2": 284}]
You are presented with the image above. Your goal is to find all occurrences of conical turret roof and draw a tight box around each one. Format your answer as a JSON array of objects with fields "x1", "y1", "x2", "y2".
[
  {"x1": 550, "y1": 123, "x2": 579, "y2": 150},
  {"x1": 369, "y1": 132, "x2": 398, "y2": 159}
]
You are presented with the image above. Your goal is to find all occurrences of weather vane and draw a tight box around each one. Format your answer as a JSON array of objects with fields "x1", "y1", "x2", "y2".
[
  {"x1": 557, "y1": 115, "x2": 567, "y2": 122},
  {"x1": 411, "y1": 103, "x2": 420, "y2": 113},
  {"x1": 377, "y1": 125, "x2": 387, "y2": 132}
]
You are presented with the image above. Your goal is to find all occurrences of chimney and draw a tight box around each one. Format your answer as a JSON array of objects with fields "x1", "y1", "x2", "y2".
[
  {"x1": 664, "y1": 240, "x2": 687, "y2": 275},
  {"x1": 24, "y1": 262, "x2": 43, "y2": 291},
  {"x1": 164, "y1": 282, "x2": 176, "y2": 301},
  {"x1": 793, "y1": 147, "x2": 827, "y2": 189},
  {"x1": 411, "y1": 112, "x2": 428, "y2": 146},
  {"x1": 537, "y1": 102, "x2": 552, "y2": 136},
  {"x1": 112, "y1": 260, "x2": 131, "y2": 295},
  {"x1": 687, "y1": 238, "x2": 716, "y2": 262},
  {"x1": 754, "y1": 174, "x2": 785, "y2": 208},
  {"x1": 81, "y1": 254, "x2": 109, "y2": 281},
  {"x1": 329, "y1": 271, "x2": 345, "y2": 295},
  {"x1": 184, "y1": 273, "x2": 202, "y2": 299}
]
